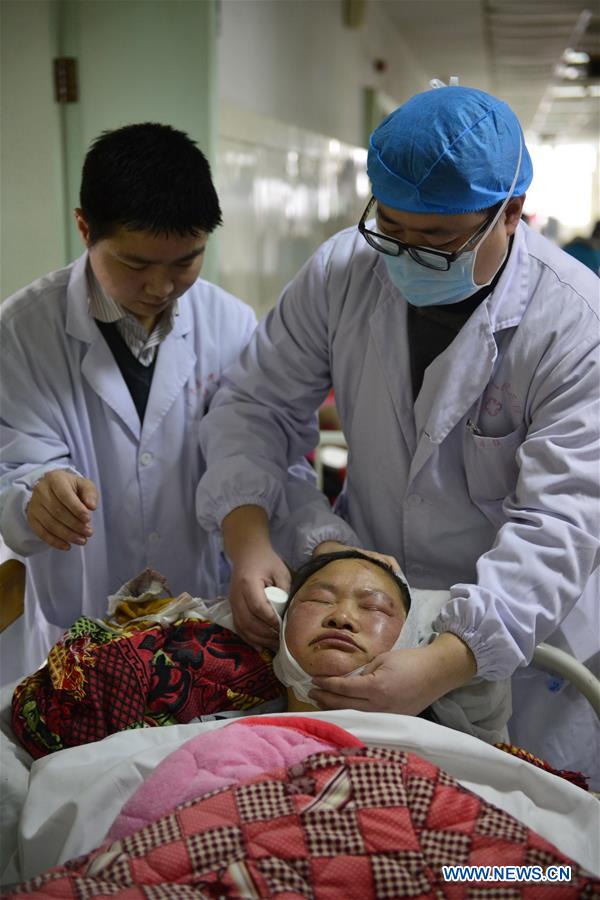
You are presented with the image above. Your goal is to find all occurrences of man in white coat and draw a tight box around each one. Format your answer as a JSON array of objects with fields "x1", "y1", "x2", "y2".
[
  {"x1": 196, "y1": 86, "x2": 600, "y2": 783},
  {"x1": 0, "y1": 123, "x2": 270, "y2": 681}
]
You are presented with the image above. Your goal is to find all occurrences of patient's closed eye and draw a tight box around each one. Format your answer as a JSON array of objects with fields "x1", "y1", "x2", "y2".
[
  {"x1": 361, "y1": 603, "x2": 393, "y2": 615},
  {"x1": 303, "y1": 595, "x2": 335, "y2": 605},
  {"x1": 359, "y1": 595, "x2": 395, "y2": 615}
]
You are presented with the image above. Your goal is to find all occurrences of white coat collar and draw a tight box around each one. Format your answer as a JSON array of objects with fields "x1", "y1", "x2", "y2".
[
  {"x1": 479, "y1": 222, "x2": 530, "y2": 333},
  {"x1": 65, "y1": 253, "x2": 95, "y2": 342},
  {"x1": 417, "y1": 223, "x2": 530, "y2": 436},
  {"x1": 66, "y1": 253, "x2": 196, "y2": 443},
  {"x1": 368, "y1": 222, "x2": 530, "y2": 460}
]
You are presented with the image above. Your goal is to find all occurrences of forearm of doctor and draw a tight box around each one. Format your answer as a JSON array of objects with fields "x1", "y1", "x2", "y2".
[
  {"x1": 428, "y1": 632, "x2": 477, "y2": 692},
  {"x1": 222, "y1": 505, "x2": 289, "y2": 648}
]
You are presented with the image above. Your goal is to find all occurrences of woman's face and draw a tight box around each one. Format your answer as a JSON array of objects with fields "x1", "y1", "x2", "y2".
[{"x1": 284, "y1": 558, "x2": 407, "y2": 676}]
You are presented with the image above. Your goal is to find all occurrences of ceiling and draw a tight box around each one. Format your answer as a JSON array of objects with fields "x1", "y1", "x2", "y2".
[{"x1": 379, "y1": 0, "x2": 599, "y2": 142}]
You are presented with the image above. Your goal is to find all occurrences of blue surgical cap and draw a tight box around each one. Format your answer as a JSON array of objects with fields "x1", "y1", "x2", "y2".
[{"x1": 367, "y1": 86, "x2": 533, "y2": 214}]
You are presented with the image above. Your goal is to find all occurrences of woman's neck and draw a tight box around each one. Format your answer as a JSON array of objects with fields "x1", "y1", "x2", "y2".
[{"x1": 286, "y1": 688, "x2": 319, "y2": 713}]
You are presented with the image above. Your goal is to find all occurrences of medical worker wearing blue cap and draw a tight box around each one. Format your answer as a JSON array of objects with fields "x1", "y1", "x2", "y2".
[{"x1": 197, "y1": 86, "x2": 600, "y2": 779}]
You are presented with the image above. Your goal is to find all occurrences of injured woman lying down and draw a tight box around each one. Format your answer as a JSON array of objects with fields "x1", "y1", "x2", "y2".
[
  {"x1": 11, "y1": 550, "x2": 511, "y2": 757},
  {"x1": 5, "y1": 553, "x2": 600, "y2": 895}
]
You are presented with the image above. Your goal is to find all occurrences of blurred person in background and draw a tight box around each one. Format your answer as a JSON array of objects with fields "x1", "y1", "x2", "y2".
[
  {"x1": 562, "y1": 220, "x2": 600, "y2": 274},
  {"x1": 540, "y1": 215, "x2": 562, "y2": 244}
]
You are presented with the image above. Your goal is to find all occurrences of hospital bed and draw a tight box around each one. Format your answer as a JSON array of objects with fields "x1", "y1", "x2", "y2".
[{"x1": 1, "y1": 556, "x2": 599, "y2": 888}]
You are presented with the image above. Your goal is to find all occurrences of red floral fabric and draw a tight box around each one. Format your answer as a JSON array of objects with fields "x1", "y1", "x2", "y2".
[
  {"x1": 5, "y1": 736, "x2": 597, "y2": 898},
  {"x1": 494, "y1": 742, "x2": 589, "y2": 792},
  {"x1": 11, "y1": 616, "x2": 283, "y2": 758}
]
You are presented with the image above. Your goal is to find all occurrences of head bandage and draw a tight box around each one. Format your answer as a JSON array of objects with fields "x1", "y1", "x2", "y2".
[
  {"x1": 367, "y1": 85, "x2": 532, "y2": 214},
  {"x1": 266, "y1": 586, "x2": 318, "y2": 704}
]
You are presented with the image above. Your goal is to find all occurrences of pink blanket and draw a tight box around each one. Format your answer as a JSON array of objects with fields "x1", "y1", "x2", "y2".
[{"x1": 109, "y1": 716, "x2": 364, "y2": 840}]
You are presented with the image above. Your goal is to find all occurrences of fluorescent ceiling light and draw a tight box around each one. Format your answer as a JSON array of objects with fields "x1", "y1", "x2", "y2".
[
  {"x1": 555, "y1": 63, "x2": 585, "y2": 80},
  {"x1": 562, "y1": 48, "x2": 590, "y2": 65},
  {"x1": 551, "y1": 85, "x2": 588, "y2": 98}
]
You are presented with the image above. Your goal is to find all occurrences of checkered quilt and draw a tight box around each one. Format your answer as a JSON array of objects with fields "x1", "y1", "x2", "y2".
[{"x1": 5, "y1": 721, "x2": 597, "y2": 898}]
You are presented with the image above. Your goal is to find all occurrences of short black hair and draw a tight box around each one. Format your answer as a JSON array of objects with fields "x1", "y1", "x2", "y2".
[
  {"x1": 79, "y1": 122, "x2": 222, "y2": 243},
  {"x1": 286, "y1": 550, "x2": 411, "y2": 616}
]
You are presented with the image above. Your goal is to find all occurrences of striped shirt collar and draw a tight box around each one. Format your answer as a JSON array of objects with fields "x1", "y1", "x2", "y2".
[{"x1": 87, "y1": 262, "x2": 179, "y2": 366}]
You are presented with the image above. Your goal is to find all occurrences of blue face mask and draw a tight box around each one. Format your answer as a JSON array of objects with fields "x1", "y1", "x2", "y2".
[{"x1": 383, "y1": 231, "x2": 508, "y2": 307}]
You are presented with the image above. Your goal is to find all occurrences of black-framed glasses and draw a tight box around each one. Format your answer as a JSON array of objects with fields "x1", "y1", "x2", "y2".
[{"x1": 357, "y1": 196, "x2": 496, "y2": 271}]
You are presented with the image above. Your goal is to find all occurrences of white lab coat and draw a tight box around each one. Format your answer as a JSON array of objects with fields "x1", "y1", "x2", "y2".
[
  {"x1": 197, "y1": 222, "x2": 600, "y2": 781},
  {"x1": 0, "y1": 254, "x2": 257, "y2": 679}
]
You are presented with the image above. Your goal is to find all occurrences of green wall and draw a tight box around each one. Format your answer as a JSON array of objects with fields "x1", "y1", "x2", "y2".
[
  {"x1": 1, "y1": 1, "x2": 66, "y2": 298},
  {"x1": 1, "y1": 0, "x2": 219, "y2": 299}
]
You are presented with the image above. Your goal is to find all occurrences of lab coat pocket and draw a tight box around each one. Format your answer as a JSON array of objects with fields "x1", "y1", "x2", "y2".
[{"x1": 463, "y1": 422, "x2": 526, "y2": 527}]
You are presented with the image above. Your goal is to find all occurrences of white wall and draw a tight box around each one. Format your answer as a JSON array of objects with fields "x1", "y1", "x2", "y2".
[
  {"x1": 217, "y1": 103, "x2": 371, "y2": 316},
  {"x1": 218, "y1": 0, "x2": 429, "y2": 148},
  {"x1": 214, "y1": 0, "x2": 433, "y2": 313}
]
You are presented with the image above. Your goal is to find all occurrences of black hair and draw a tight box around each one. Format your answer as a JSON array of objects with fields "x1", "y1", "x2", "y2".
[
  {"x1": 473, "y1": 199, "x2": 504, "y2": 218},
  {"x1": 285, "y1": 550, "x2": 411, "y2": 616},
  {"x1": 79, "y1": 122, "x2": 222, "y2": 243}
]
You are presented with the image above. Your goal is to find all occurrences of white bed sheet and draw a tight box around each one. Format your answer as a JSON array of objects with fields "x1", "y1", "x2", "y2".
[{"x1": 2, "y1": 708, "x2": 599, "y2": 887}]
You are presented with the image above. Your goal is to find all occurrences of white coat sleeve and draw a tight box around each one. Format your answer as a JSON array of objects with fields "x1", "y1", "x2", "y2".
[
  {"x1": 436, "y1": 331, "x2": 600, "y2": 679},
  {"x1": 196, "y1": 246, "x2": 361, "y2": 558},
  {"x1": 0, "y1": 344, "x2": 82, "y2": 556},
  {"x1": 272, "y1": 469, "x2": 362, "y2": 567},
  {"x1": 219, "y1": 297, "x2": 354, "y2": 560}
]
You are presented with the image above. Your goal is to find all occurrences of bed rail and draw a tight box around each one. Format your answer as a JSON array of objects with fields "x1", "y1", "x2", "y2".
[{"x1": 532, "y1": 643, "x2": 600, "y2": 717}]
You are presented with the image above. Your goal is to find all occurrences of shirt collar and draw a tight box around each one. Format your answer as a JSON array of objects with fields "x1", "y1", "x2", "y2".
[{"x1": 86, "y1": 262, "x2": 180, "y2": 327}]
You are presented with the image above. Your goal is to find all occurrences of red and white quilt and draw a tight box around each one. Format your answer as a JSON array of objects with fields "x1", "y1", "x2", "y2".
[{"x1": 6, "y1": 717, "x2": 597, "y2": 898}]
